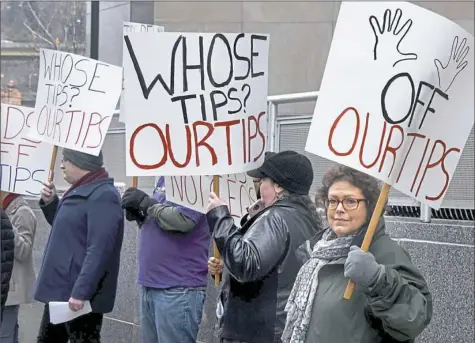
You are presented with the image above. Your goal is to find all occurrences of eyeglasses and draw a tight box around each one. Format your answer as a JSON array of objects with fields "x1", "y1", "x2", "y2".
[{"x1": 324, "y1": 198, "x2": 366, "y2": 210}]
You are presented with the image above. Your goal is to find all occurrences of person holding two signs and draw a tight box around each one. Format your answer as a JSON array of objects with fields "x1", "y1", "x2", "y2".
[
  {"x1": 206, "y1": 150, "x2": 323, "y2": 343},
  {"x1": 282, "y1": 165, "x2": 432, "y2": 343}
]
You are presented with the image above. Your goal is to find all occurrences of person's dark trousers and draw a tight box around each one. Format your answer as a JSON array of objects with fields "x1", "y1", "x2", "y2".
[{"x1": 37, "y1": 304, "x2": 103, "y2": 343}]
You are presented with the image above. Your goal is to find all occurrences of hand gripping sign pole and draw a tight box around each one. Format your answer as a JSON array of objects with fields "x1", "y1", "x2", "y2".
[
  {"x1": 343, "y1": 183, "x2": 391, "y2": 300},
  {"x1": 213, "y1": 175, "x2": 222, "y2": 287}
]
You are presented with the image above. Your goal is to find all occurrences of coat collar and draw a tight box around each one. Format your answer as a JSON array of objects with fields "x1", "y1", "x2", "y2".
[{"x1": 62, "y1": 178, "x2": 114, "y2": 199}]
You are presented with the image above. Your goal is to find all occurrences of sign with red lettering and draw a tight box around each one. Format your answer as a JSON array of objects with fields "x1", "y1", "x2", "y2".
[
  {"x1": 119, "y1": 22, "x2": 165, "y2": 123},
  {"x1": 164, "y1": 174, "x2": 257, "y2": 224},
  {"x1": 122, "y1": 32, "x2": 269, "y2": 176},
  {"x1": 1, "y1": 104, "x2": 54, "y2": 196},
  {"x1": 305, "y1": 2, "x2": 474, "y2": 209},
  {"x1": 27, "y1": 49, "x2": 123, "y2": 156}
]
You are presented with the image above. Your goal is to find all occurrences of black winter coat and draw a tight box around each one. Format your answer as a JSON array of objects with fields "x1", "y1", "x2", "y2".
[
  {"x1": 1, "y1": 208, "x2": 15, "y2": 316},
  {"x1": 207, "y1": 198, "x2": 323, "y2": 343}
]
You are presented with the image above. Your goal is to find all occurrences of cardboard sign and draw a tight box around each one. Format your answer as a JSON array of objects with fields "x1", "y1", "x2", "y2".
[
  {"x1": 122, "y1": 32, "x2": 269, "y2": 176},
  {"x1": 1, "y1": 104, "x2": 54, "y2": 196},
  {"x1": 119, "y1": 22, "x2": 165, "y2": 123},
  {"x1": 305, "y1": 2, "x2": 474, "y2": 209},
  {"x1": 28, "y1": 49, "x2": 123, "y2": 156},
  {"x1": 165, "y1": 173, "x2": 257, "y2": 224}
]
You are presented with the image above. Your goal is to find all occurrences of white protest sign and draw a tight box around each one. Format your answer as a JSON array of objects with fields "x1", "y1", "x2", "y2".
[
  {"x1": 119, "y1": 22, "x2": 165, "y2": 123},
  {"x1": 28, "y1": 49, "x2": 123, "y2": 156},
  {"x1": 1, "y1": 104, "x2": 54, "y2": 196},
  {"x1": 123, "y1": 32, "x2": 269, "y2": 176},
  {"x1": 305, "y1": 2, "x2": 474, "y2": 209},
  {"x1": 165, "y1": 173, "x2": 257, "y2": 224}
]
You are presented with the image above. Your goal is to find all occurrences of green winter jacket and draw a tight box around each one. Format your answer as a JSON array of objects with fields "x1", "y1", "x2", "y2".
[{"x1": 304, "y1": 223, "x2": 432, "y2": 343}]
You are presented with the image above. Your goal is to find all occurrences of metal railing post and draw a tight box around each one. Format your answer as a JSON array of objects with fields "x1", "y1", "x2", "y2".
[
  {"x1": 267, "y1": 101, "x2": 278, "y2": 152},
  {"x1": 420, "y1": 204, "x2": 432, "y2": 223}
]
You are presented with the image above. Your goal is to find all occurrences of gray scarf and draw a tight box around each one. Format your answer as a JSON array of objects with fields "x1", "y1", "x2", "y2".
[{"x1": 281, "y1": 228, "x2": 357, "y2": 343}]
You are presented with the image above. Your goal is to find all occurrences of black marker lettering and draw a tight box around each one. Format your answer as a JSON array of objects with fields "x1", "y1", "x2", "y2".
[
  {"x1": 88, "y1": 62, "x2": 108, "y2": 94},
  {"x1": 250, "y1": 34, "x2": 267, "y2": 78},
  {"x1": 124, "y1": 34, "x2": 180, "y2": 98},
  {"x1": 182, "y1": 36, "x2": 205, "y2": 92},
  {"x1": 207, "y1": 34, "x2": 233, "y2": 88}
]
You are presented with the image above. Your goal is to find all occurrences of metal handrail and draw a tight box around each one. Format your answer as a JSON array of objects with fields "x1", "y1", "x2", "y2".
[{"x1": 267, "y1": 91, "x2": 319, "y2": 104}]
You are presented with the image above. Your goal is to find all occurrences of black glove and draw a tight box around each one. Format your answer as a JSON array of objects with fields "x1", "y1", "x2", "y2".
[
  {"x1": 125, "y1": 208, "x2": 146, "y2": 223},
  {"x1": 121, "y1": 187, "x2": 158, "y2": 216},
  {"x1": 121, "y1": 187, "x2": 148, "y2": 210}
]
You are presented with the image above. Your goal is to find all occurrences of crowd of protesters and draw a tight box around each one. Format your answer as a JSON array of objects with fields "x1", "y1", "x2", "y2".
[{"x1": 0, "y1": 149, "x2": 432, "y2": 343}]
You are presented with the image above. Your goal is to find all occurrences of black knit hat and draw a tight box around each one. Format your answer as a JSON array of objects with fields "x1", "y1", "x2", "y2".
[
  {"x1": 62, "y1": 148, "x2": 104, "y2": 171},
  {"x1": 247, "y1": 150, "x2": 314, "y2": 195},
  {"x1": 246, "y1": 151, "x2": 276, "y2": 179}
]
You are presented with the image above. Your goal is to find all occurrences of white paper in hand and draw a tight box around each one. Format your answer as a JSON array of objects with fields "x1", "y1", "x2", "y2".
[{"x1": 48, "y1": 301, "x2": 92, "y2": 324}]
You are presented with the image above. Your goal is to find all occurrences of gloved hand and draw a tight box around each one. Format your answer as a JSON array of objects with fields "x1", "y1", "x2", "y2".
[
  {"x1": 344, "y1": 246, "x2": 385, "y2": 290},
  {"x1": 125, "y1": 208, "x2": 146, "y2": 223},
  {"x1": 121, "y1": 187, "x2": 147, "y2": 210},
  {"x1": 121, "y1": 187, "x2": 155, "y2": 211}
]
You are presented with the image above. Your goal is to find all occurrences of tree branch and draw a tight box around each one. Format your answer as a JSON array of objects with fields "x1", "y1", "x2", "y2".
[
  {"x1": 26, "y1": 1, "x2": 58, "y2": 49},
  {"x1": 23, "y1": 21, "x2": 55, "y2": 48},
  {"x1": 46, "y1": 7, "x2": 58, "y2": 32}
]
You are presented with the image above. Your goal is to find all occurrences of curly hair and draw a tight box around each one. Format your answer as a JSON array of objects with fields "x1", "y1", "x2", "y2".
[{"x1": 315, "y1": 164, "x2": 382, "y2": 223}]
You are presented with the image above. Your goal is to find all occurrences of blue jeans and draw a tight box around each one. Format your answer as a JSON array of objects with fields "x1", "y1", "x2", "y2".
[
  {"x1": 140, "y1": 286, "x2": 206, "y2": 343},
  {"x1": 0, "y1": 305, "x2": 19, "y2": 343}
]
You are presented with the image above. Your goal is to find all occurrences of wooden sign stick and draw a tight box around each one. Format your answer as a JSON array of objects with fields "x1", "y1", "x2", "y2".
[
  {"x1": 132, "y1": 176, "x2": 138, "y2": 188},
  {"x1": 213, "y1": 175, "x2": 222, "y2": 287},
  {"x1": 48, "y1": 145, "x2": 58, "y2": 183},
  {"x1": 343, "y1": 182, "x2": 391, "y2": 300}
]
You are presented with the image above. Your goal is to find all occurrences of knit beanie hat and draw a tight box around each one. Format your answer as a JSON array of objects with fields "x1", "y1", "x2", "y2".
[
  {"x1": 247, "y1": 150, "x2": 314, "y2": 195},
  {"x1": 62, "y1": 148, "x2": 104, "y2": 171}
]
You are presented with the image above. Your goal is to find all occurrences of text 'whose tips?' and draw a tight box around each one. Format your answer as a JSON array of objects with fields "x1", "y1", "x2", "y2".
[
  {"x1": 305, "y1": 2, "x2": 474, "y2": 209},
  {"x1": 1, "y1": 104, "x2": 54, "y2": 196},
  {"x1": 122, "y1": 32, "x2": 270, "y2": 176},
  {"x1": 28, "y1": 49, "x2": 123, "y2": 156}
]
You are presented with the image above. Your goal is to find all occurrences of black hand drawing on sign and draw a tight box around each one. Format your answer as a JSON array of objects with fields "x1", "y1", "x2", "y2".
[
  {"x1": 434, "y1": 36, "x2": 470, "y2": 93},
  {"x1": 369, "y1": 8, "x2": 418, "y2": 67}
]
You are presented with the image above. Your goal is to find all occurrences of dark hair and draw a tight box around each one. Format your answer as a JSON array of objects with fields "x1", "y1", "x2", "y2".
[
  {"x1": 281, "y1": 191, "x2": 323, "y2": 230},
  {"x1": 315, "y1": 164, "x2": 382, "y2": 223}
]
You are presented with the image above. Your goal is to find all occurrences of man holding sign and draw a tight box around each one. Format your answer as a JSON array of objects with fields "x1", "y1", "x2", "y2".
[
  {"x1": 34, "y1": 149, "x2": 124, "y2": 342},
  {"x1": 121, "y1": 177, "x2": 209, "y2": 343}
]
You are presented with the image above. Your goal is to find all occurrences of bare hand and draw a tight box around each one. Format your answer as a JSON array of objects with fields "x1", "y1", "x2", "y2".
[
  {"x1": 208, "y1": 257, "x2": 224, "y2": 276},
  {"x1": 68, "y1": 297, "x2": 85, "y2": 312},
  {"x1": 40, "y1": 181, "x2": 57, "y2": 203},
  {"x1": 206, "y1": 192, "x2": 227, "y2": 213}
]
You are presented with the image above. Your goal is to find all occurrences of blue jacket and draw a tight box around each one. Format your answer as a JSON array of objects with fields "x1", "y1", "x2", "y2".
[{"x1": 34, "y1": 178, "x2": 124, "y2": 313}]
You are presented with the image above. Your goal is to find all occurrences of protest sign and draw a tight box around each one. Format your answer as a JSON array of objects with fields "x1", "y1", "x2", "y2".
[
  {"x1": 165, "y1": 173, "x2": 257, "y2": 224},
  {"x1": 305, "y1": 2, "x2": 474, "y2": 209},
  {"x1": 1, "y1": 104, "x2": 54, "y2": 195},
  {"x1": 119, "y1": 22, "x2": 165, "y2": 123},
  {"x1": 122, "y1": 32, "x2": 269, "y2": 176},
  {"x1": 28, "y1": 49, "x2": 123, "y2": 156}
]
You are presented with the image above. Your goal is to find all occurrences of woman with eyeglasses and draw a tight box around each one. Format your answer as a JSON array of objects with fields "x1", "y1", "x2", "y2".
[{"x1": 282, "y1": 164, "x2": 432, "y2": 343}]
